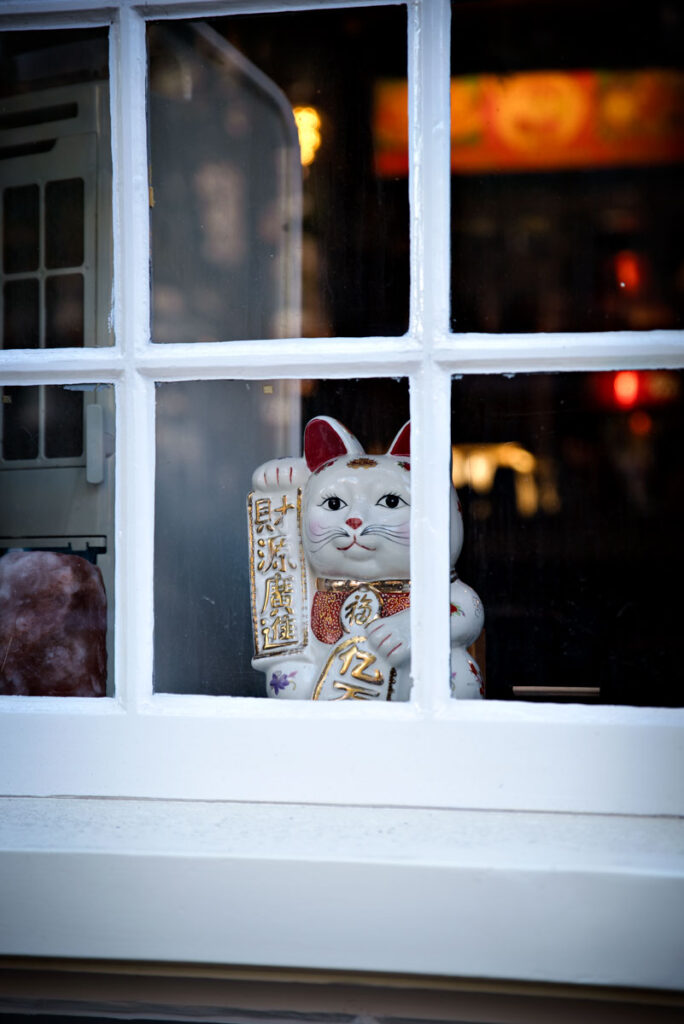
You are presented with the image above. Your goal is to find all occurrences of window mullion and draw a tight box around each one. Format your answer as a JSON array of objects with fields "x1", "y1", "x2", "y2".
[
  {"x1": 435, "y1": 329, "x2": 684, "y2": 374},
  {"x1": 410, "y1": 364, "x2": 453, "y2": 711},
  {"x1": 113, "y1": 5, "x2": 151, "y2": 357},
  {"x1": 113, "y1": 6, "x2": 155, "y2": 708},
  {"x1": 409, "y1": 0, "x2": 453, "y2": 711},
  {"x1": 408, "y1": 0, "x2": 451, "y2": 345}
]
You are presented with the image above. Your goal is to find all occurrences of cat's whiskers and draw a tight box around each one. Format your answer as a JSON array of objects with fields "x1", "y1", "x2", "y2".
[
  {"x1": 306, "y1": 528, "x2": 349, "y2": 550},
  {"x1": 362, "y1": 525, "x2": 410, "y2": 546}
]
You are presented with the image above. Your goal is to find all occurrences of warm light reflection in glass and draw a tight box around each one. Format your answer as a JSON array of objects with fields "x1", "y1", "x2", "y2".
[
  {"x1": 452, "y1": 442, "x2": 559, "y2": 517},
  {"x1": 629, "y1": 409, "x2": 653, "y2": 436},
  {"x1": 591, "y1": 370, "x2": 681, "y2": 410},
  {"x1": 614, "y1": 370, "x2": 640, "y2": 408},
  {"x1": 293, "y1": 106, "x2": 322, "y2": 166},
  {"x1": 614, "y1": 250, "x2": 643, "y2": 293}
]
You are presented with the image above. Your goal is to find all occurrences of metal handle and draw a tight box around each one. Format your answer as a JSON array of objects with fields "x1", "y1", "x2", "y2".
[{"x1": 86, "y1": 403, "x2": 104, "y2": 484}]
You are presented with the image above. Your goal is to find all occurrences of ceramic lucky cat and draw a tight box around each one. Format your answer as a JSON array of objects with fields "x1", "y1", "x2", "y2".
[{"x1": 248, "y1": 416, "x2": 484, "y2": 700}]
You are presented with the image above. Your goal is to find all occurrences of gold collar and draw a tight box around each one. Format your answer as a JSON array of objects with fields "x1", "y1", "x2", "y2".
[{"x1": 316, "y1": 577, "x2": 410, "y2": 593}]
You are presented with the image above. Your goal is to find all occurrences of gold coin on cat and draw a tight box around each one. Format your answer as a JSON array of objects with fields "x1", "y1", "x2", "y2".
[{"x1": 340, "y1": 586, "x2": 382, "y2": 632}]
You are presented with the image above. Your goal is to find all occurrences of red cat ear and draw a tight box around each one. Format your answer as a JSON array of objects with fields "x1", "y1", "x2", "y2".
[
  {"x1": 304, "y1": 417, "x2": 364, "y2": 472},
  {"x1": 388, "y1": 421, "x2": 410, "y2": 457}
]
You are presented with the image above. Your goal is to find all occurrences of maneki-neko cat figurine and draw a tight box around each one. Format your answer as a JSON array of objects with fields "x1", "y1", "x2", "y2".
[{"x1": 247, "y1": 416, "x2": 484, "y2": 700}]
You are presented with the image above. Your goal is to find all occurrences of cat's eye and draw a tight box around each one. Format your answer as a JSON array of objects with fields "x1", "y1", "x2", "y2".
[
  {"x1": 321, "y1": 495, "x2": 346, "y2": 511},
  {"x1": 377, "y1": 493, "x2": 408, "y2": 509}
]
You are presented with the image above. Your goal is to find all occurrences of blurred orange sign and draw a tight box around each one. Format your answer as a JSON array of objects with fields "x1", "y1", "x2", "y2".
[{"x1": 374, "y1": 70, "x2": 684, "y2": 174}]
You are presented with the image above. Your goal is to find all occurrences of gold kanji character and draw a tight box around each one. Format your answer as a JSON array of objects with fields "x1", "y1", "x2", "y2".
[
  {"x1": 261, "y1": 572, "x2": 294, "y2": 615},
  {"x1": 331, "y1": 681, "x2": 379, "y2": 700},
  {"x1": 343, "y1": 591, "x2": 376, "y2": 627},
  {"x1": 272, "y1": 495, "x2": 296, "y2": 527},
  {"x1": 257, "y1": 535, "x2": 291, "y2": 573},
  {"x1": 337, "y1": 643, "x2": 382, "y2": 684},
  {"x1": 261, "y1": 614, "x2": 296, "y2": 649},
  {"x1": 254, "y1": 497, "x2": 274, "y2": 534}
]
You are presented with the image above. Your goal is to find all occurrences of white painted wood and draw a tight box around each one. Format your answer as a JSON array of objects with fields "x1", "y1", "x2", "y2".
[
  {"x1": 0, "y1": 798, "x2": 682, "y2": 991},
  {"x1": 0, "y1": 0, "x2": 681, "y2": 817},
  {"x1": 407, "y1": 0, "x2": 453, "y2": 712},
  {"x1": 440, "y1": 330, "x2": 684, "y2": 372},
  {"x1": 408, "y1": 0, "x2": 451, "y2": 340},
  {"x1": 0, "y1": 0, "x2": 407, "y2": 23},
  {"x1": 111, "y1": 5, "x2": 157, "y2": 710},
  {"x1": 134, "y1": 338, "x2": 422, "y2": 377},
  {"x1": 0, "y1": 0, "x2": 683, "y2": 991},
  {"x1": 0, "y1": 702, "x2": 683, "y2": 815},
  {"x1": 0, "y1": 4, "x2": 114, "y2": 27}
]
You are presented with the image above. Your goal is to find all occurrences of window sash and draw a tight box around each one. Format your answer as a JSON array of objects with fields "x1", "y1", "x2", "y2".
[{"x1": 0, "y1": 0, "x2": 682, "y2": 816}]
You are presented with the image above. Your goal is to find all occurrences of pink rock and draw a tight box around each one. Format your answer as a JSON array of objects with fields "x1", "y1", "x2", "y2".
[{"x1": 0, "y1": 550, "x2": 107, "y2": 697}]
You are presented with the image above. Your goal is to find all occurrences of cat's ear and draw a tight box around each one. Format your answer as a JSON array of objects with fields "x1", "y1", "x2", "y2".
[
  {"x1": 304, "y1": 416, "x2": 364, "y2": 472},
  {"x1": 388, "y1": 421, "x2": 410, "y2": 457}
]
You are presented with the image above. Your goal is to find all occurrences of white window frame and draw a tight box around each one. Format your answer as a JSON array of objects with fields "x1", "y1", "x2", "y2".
[
  {"x1": 1, "y1": 0, "x2": 682, "y2": 811},
  {"x1": 0, "y1": 0, "x2": 683, "y2": 993}
]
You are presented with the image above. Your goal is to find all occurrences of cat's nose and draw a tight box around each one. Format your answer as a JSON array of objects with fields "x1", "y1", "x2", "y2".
[{"x1": 346, "y1": 517, "x2": 363, "y2": 530}]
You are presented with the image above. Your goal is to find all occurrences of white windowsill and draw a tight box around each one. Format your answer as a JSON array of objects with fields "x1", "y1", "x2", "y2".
[{"x1": 1, "y1": 796, "x2": 682, "y2": 992}]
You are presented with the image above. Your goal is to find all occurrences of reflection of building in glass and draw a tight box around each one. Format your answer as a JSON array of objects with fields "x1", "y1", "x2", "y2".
[
  {"x1": 0, "y1": 29, "x2": 115, "y2": 694},
  {"x1": 148, "y1": 22, "x2": 302, "y2": 343},
  {"x1": 147, "y1": 8, "x2": 410, "y2": 342}
]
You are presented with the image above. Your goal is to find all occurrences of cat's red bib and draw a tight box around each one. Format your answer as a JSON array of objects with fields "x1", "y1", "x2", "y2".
[{"x1": 311, "y1": 585, "x2": 410, "y2": 644}]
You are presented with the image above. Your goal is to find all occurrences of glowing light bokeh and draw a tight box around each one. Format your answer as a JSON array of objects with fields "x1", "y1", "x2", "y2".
[
  {"x1": 613, "y1": 370, "x2": 640, "y2": 408},
  {"x1": 293, "y1": 106, "x2": 322, "y2": 166},
  {"x1": 615, "y1": 250, "x2": 643, "y2": 293}
]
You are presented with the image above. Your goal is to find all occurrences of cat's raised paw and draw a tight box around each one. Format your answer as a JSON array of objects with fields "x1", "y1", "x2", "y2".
[
  {"x1": 365, "y1": 611, "x2": 410, "y2": 666},
  {"x1": 252, "y1": 457, "x2": 309, "y2": 492}
]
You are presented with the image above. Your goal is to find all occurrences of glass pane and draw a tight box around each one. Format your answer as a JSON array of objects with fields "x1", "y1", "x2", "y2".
[
  {"x1": 44, "y1": 385, "x2": 83, "y2": 458},
  {"x1": 154, "y1": 379, "x2": 409, "y2": 696},
  {"x1": 45, "y1": 178, "x2": 84, "y2": 268},
  {"x1": 451, "y1": 371, "x2": 684, "y2": 706},
  {"x1": 3, "y1": 184, "x2": 39, "y2": 273},
  {"x1": 0, "y1": 29, "x2": 112, "y2": 347},
  {"x1": 449, "y1": 0, "x2": 684, "y2": 332},
  {"x1": 2, "y1": 385, "x2": 39, "y2": 460},
  {"x1": 147, "y1": 8, "x2": 408, "y2": 342},
  {"x1": 0, "y1": 384, "x2": 115, "y2": 696},
  {"x1": 45, "y1": 273, "x2": 84, "y2": 347},
  {"x1": 3, "y1": 278, "x2": 39, "y2": 348}
]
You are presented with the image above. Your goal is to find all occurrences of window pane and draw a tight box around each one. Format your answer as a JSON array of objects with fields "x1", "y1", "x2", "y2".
[
  {"x1": 154, "y1": 379, "x2": 409, "y2": 696},
  {"x1": 45, "y1": 178, "x2": 84, "y2": 269},
  {"x1": 0, "y1": 384, "x2": 115, "y2": 696},
  {"x1": 452, "y1": 371, "x2": 684, "y2": 705},
  {"x1": 3, "y1": 278, "x2": 39, "y2": 348},
  {"x1": 2, "y1": 385, "x2": 39, "y2": 460},
  {"x1": 45, "y1": 273, "x2": 84, "y2": 347},
  {"x1": 147, "y1": 8, "x2": 408, "y2": 342},
  {"x1": 449, "y1": 0, "x2": 684, "y2": 332},
  {"x1": 3, "y1": 184, "x2": 39, "y2": 273},
  {"x1": 0, "y1": 29, "x2": 112, "y2": 348},
  {"x1": 44, "y1": 384, "x2": 83, "y2": 458}
]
